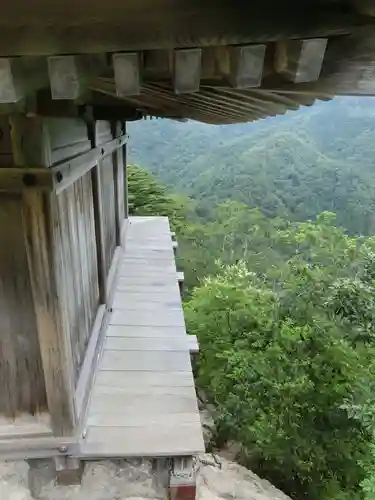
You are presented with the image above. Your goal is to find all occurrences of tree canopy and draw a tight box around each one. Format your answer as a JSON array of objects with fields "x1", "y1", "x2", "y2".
[{"x1": 127, "y1": 97, "x2": 375, "y2": 500}]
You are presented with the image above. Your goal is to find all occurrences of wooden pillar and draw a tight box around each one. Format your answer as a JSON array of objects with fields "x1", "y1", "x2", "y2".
[
  {"x1": 112, "y1": 121, "x2": 125, "y2": 246},
  {"x1": 123, "y1": 121, "x2": 129, "y2": 219},
  {"x1": 91, "y1": 148, "x2": 107, "y2": 304},
  {"x1": 0, "y1": 116, "x2": 77, "y2": 436}
]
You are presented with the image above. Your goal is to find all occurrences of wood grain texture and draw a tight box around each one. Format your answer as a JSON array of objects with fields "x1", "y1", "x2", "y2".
[
  {"x1": 23, "y1": 190, "x2": 76, "y2": 435},
  {"x1": 55, "y1": 172, "x2": 99, "y2": 382},
  {"x1": 112, "y1": 122, "x2": 125, "y2": 245},
  {"x1": 95, "y1": 370, "x2": 194, "y2": 388},
  {"x1": 0, "y1": 1, "x2": 368, "y2": 57},
  {"x1": 0, "y1": 194, "x2": 47, "y2": 419},
  {"x1": 105, "y1": 336, "x2": 194, "y2": 351},
  {"x1": 95, "y1": 122, "x2": 117, "y2": 281},
  {"x1": 106, "y1": 324, "x2": 187, "y2": 338},
  {"x1": 82, "y1": 216, "x2": 203, "y2": 457},
  {"x1": 100, "y1": 350, "x2": 191, "y2": 372}
]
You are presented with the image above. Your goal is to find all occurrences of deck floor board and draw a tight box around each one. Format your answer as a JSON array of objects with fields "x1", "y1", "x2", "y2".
[{"x1": 81, "y1": 216, "x2": 204, "y2": 457}]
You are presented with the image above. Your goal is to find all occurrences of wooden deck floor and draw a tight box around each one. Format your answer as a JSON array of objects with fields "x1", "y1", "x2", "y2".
[{"x1": 80, "y1": 216, "x2": 204, "y2": 457}]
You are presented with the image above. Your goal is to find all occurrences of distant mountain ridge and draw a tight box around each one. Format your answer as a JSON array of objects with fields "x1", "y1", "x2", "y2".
[{"x1": 128, "y1": 97, "x2": 375, "y2": 235}]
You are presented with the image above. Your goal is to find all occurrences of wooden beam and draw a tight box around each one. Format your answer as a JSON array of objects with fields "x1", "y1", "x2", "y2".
[
  {"x1": 0, "y1": 2, "x2": 367, "y2": 57},
  {"x1": 0, "y1": 167, "x2": 54, "y2": 191},
  {"x1": 112, "y1": 121, "x2": 125, "y2": 245},
  {"x1": 275, "y1": 38, "x2": 328, "y2": 83},
  {"x1": 113, "y1": 52, "x2": 141, "y2": 96},
  {"x1": 53, "y1": 134, "x2": 127, "y2": 194},
  {"x1": 48, "y1": 56, "x2": 83, "y2": 100},
  {"x1": 228, "y1": 45, "x2": 266, "y2": 88},
  {"x1": 174, "y1": 49, "x2": 202, "y2": 94}
]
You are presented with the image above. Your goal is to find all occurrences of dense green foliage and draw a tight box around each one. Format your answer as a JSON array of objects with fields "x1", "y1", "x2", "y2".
[
  {"x1": 129, "y1": 97, "x2": 375, "y2": 235},
  {"x1": 185, "y1": 224, "x2": 375, "y2": 500},
  {"x1": 127, "y1": 97, "x2": 375, "y2": 500}
]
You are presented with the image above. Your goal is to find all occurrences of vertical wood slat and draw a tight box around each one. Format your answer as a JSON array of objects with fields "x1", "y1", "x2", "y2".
[
  {"x1": 92, "y1": 160, "x2": 107, "y2": 304},
  {"x1": 6, "y1": 115, "x2": 76, "y2": 435},
  {"x1": 55, "y1": 173, "x2": 99, "y2": 381},
  {"x1": 23, "y1": 190, "x2": 76, "y2": 435},
  {"x1": 0, "y1": 194, "x2": 47, "y2": 419},
  {"x1": 123, "y1": 122, "x2": 129, "y2": 219},
  {"x1": 95, "y1": 122, "x2": 117, "y2": 284},
  {"x1": 112, "y1": 121, "x2": 125, "y2": 246},
  {"x1": 5, "y1": 115, "x2": 101, "y2": 437}
]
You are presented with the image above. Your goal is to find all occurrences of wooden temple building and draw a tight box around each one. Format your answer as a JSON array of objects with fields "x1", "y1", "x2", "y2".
[{"x1": 1, "y1": 0, "x2": 375, "y2": 496}]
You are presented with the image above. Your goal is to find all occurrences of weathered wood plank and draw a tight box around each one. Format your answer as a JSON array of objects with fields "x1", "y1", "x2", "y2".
[
  {"x1": 113, "y1": 293, "x2": 181, "y2": 308},
  {"x1": 75, "y1": 305, "x2": 105, "y2": 421},
  {"x1": 100, "y1": 350, "x2": 191, "y2": 372},
  {"x1": 23, "y1": 191, "x2": 76, "y2": 435},
  {"x1": 105, "y1": 336, "x2": 193, "y2": 351},
  {"x1": 0, "y1": 58, "x2": 23, "y2": 102},
  {"x1": 89, "y1": 393, "x2": 198, "y2": 415},
  {"x1": 92, "y1": 384, "x2": 196, "y2": 398},
  {"x1": 106, "y1": 325, "x2": 187, "y2": 338},
  {"x1": 112, "y1": 121, "x2": 125, "y2": 245},
  {"x1": 55, "y1": 172, "x2": 100, "y2": 382},
  {"x1": 95, "y1": 122, "x2": 117, "y2": 280},
  {"x1": 0, "y1": 416, "x2": 52, "y2": 439},
  {"x1": 0, "y1": 194, "x2": 48, "y2": 420},
  {"x1": 82, "y1": 422, "x2": 204, "y2": 457},
  {"x1": 91, "y1": 162, "x2": 107, "y2": 303},
  {"x1": 82, "y1": 216, "x2": 203, "y2": 457},
  {"x1": 110, "y1": 309, "x2": 185, "y2": 327},
  {"x1": 0, "y1": 167, "x2": 54, "y2": 192},
  {"x1": 112, "y1": 301, "x2": 182, "y2": 312},
  {"x1": 95, "y1": 370, "x2": 194, "y2": 387},
  {"x1": 87, "y1": 411, "x2": 200, "y2": 427},
  {"x1": 54, "y1": 133, "x2": 127, "y2": 194}
]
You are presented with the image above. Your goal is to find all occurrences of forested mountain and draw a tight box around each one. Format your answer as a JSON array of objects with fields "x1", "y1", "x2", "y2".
[
  {"x1": 128, "y1": 97, "x2": 375, "y2": 235},
  {"x1": 128, "y1": 96, "x2": 375, "y2": 500},
  {"x1": 128, "y1": 165, "x2": 375, "y2": 500}
]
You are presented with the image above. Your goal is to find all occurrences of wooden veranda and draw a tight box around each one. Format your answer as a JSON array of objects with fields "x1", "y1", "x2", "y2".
[{"x1": 2, "y1": 0, "x2": 375, "y2": 496}]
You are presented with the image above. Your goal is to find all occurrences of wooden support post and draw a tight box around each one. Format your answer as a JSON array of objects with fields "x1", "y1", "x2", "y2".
[
  {"x1": 112, "y1": 121, "x2": 125, "y2": 246},
  {"x1": 123, "y1": 121, "x2": 129, "y2": 219},
  {"x1": 23, "y1": 190, "x2": 76, "y2": 435},
  {"x1": 91, "y1": 153, "x2": 107, "y2": 304},
  {"x1": 6, "y1": 116, "x2": 76, "y2": 436},
  {"x1": 177, "y1": 271, "x2": 184, "y2": 295},
  {"x1": 54, "y1": 456, "x2": 83, "y2": 485},
  {"x1": 170, "y1": 457, "x2": 197, "y2": 500},
  {"x1": 275, "y1": 38, "x2": 328, "y2": 83}
]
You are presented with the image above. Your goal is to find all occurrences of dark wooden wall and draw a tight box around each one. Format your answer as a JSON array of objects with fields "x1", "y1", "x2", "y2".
[
  {"x1": 55, "y1": 172, "x2": 100, "y2": 382},
  {"x1": 0, "y1": 115, "x2": 126, "y2": 437},
  {"x1": 96, "y1": 122, "x2": 117, "y2": 280},
  {"x1": 0, "y1": 193, "x2": 47, "y2": 419}
]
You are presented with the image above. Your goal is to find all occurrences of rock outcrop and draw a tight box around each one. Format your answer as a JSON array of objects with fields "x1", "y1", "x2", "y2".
[{"x1": 0, "y1": 455, "x2": 292, "y2": 500}]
